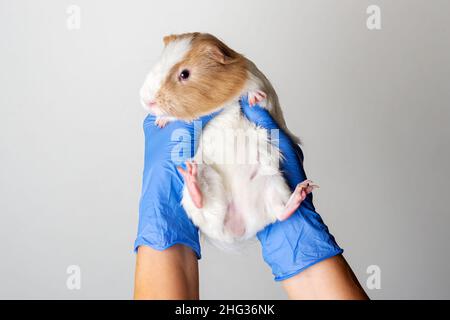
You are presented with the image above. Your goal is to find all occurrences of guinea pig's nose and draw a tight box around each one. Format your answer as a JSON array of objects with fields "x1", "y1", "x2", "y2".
[{"x1": 146, "y1": 100, "x2": 157, "y2": 108}]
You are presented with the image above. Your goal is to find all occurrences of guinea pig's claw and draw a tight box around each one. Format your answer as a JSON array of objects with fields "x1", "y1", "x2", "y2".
[
  {"x1": 248, "y1": 90, "x2": 267, "y2": 107},
  {"x1": 155, "y1": 117, "x2": 170, "y2": 128}
]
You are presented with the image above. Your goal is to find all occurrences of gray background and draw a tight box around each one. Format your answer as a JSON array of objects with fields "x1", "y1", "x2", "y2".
[{"x1": 0, "y1": 0, "x2": 449, "y2": 299}]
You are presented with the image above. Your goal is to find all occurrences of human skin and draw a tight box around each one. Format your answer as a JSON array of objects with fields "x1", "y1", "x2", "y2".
[
  {"x1": 281, "y1": 255, "x2": 369, "y2": 300},
  {"x1": 133, "y1": 245, "x2": 368, "y2": 299},
  {"x1": 134, "y1": 244, "x2": 199, "y2": 300}
]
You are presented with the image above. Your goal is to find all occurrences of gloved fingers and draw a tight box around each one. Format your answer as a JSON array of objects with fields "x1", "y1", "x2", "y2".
[
  {"x1": 239, "y1": 94, "x2": 266, "y2": 113},
  {"x1": 238, "y1": 94, "x2": 307, "y2": 189},
  {"x1": 197, "y1": 108, "x2": 223, "y2": 126},
  {"x1": 143, "y1": 114, "x2": 158, "y2": 127},
  {"x1": 239, "y1": 94, "x2": 250, "y2": 108},
  {"x1": 239, "y1": 94, "x2": 283, "y2": 131},
  {"x1": 257, "y1": 205, "x2": 343, "y2": 281}
]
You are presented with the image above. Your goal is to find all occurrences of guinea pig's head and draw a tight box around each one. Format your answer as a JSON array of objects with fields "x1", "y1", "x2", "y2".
[{"x1": 140, "y1": 33, "x2": 248, "y2": 121}]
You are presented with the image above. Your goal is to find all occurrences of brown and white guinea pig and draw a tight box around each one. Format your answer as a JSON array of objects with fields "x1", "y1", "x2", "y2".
[
  {"x1": 140, "y1": 32, "x2": 297, "y2": 138},
  {"x1": 140, "y1": 32, "x2": 314, "y2": 246}
]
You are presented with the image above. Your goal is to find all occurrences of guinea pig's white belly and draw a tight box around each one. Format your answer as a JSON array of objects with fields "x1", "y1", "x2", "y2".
[{"x1": 182, "y1": 103, "x2": 291, "y2": 245}]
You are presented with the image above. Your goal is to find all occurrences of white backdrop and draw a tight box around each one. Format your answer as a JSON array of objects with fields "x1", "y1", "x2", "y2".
[{"x1": 1, "y1": 0, "x2": 449, "y2": 299}]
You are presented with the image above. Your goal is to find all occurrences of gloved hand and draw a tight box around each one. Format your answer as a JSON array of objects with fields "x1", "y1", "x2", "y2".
[
  {"x1": 240, "y1": 95, "x2": 344, "y2": 281},
  {"x1": 134, "y1": 113, "x2": 218, "y2": 258}
]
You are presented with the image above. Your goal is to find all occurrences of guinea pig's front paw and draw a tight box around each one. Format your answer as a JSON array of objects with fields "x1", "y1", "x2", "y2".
[
  {"x1": 248, "y1": 90, "x2": 267, "y2": 106},
  {"x1": 154, "y1": 117, "x2": 170, "y2": 128}
]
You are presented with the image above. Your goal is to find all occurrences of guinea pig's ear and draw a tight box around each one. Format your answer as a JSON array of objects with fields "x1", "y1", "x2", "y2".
[
  {"x1": 207, "y1": 44, "x2": 237, "y2": 65},
  {"x1": 163, "y1": 34, "x2": 178, "y2": 46}
]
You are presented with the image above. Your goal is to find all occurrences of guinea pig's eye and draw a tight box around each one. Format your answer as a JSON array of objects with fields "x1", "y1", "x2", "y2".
[{"x1": 179, "y1": 69, "x2": 190, "y2": 81}]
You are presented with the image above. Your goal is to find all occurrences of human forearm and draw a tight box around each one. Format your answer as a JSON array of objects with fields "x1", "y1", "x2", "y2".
[
  {"x1": 134, "y1": 244, "x2": 199, "y2": 300},
  {"x1": 281, "y1": 255, "x2": 368, "y2": 300}
]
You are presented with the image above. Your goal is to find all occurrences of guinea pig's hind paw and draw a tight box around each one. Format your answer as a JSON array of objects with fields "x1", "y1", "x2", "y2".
[
  {"x1": 155, "y1": 117, "x2": 170, "y2": 128},
  {"x1": 177, "y1": 161, "x2": 203, "y2": 208},
  {"x1": 248, "y1": 90, "x2": 267, "y2": 106},
  {"x1": 277, "y1": 180, "x2": 319, "y2": 221}
]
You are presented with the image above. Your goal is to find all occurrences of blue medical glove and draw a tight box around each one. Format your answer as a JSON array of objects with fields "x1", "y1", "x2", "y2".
[
  {"x1": 240, "y1": 96, "x2": 343, "y2": 281},
  {"x1": 134, "y1": 112, "x2": 219, "y2": 258}
]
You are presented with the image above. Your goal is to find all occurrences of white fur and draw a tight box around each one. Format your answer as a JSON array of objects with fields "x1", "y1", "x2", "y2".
[
  {"x1": 139, "y1": 38, "x2": 192, "y2": 113},
  {"x1": 181, "y1": 80, "x2": 293, "y2": 246}
]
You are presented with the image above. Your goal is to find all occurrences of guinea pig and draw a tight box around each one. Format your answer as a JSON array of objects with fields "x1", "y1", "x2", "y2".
[{"x1": 140, "y1": 32, "x2": 316, "y2": 246}]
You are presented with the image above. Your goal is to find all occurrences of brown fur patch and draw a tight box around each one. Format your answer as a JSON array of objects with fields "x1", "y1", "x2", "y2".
[
  {"x1": 156, "y1": 33, "x2": 248, "y2": 121},
  {"x1": 163, "y1": 33, "x2": 197, "y2": 46}
]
